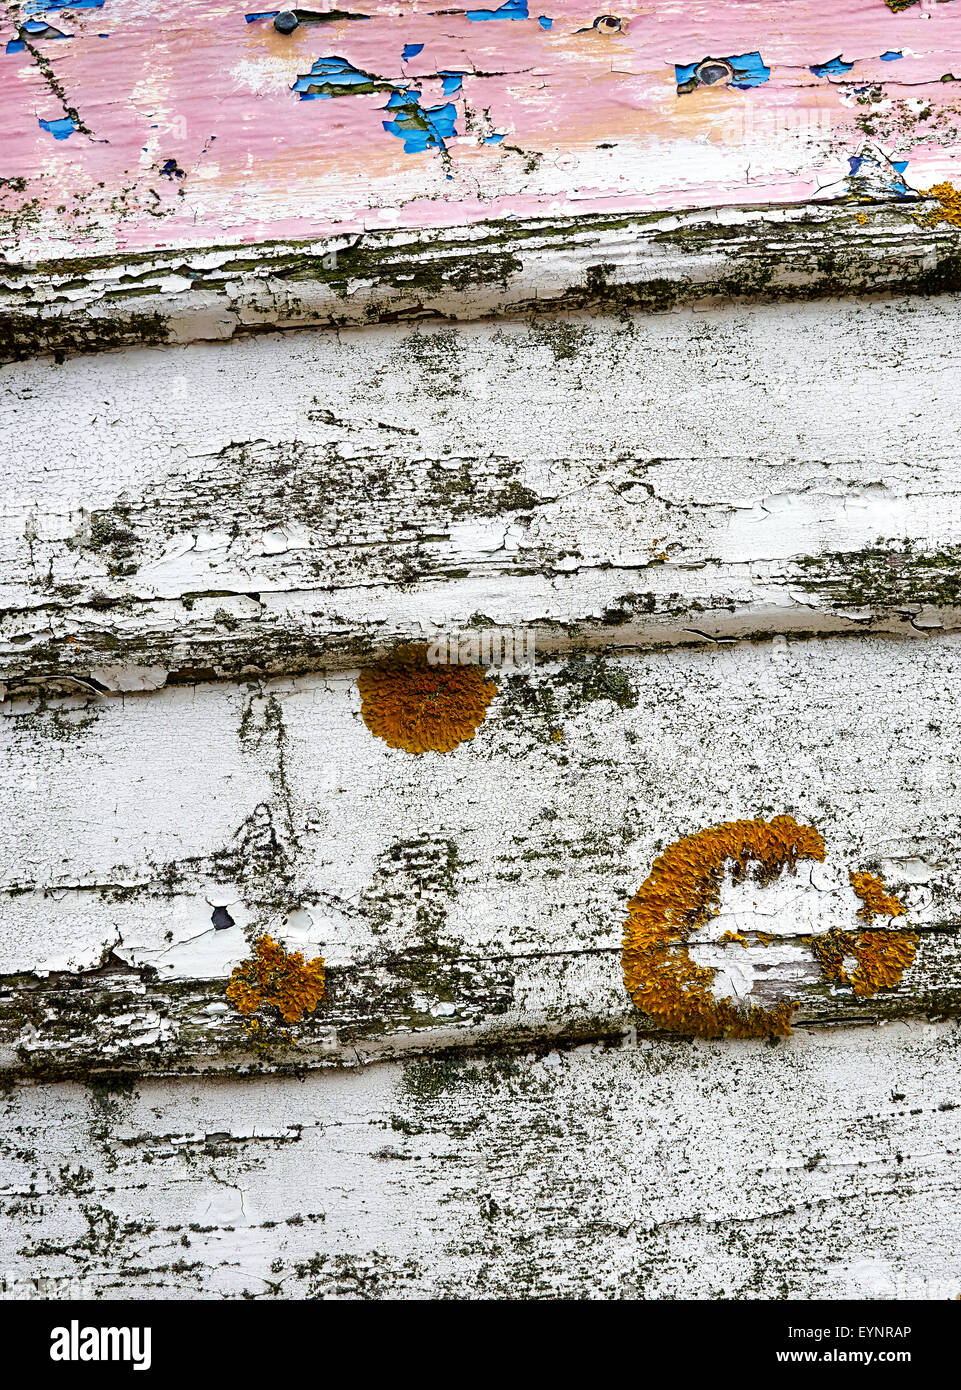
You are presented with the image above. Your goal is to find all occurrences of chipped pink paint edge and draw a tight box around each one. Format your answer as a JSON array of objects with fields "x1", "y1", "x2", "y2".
[{"x1": 2, "y1": 0, "x2": 961, "y2": 256}]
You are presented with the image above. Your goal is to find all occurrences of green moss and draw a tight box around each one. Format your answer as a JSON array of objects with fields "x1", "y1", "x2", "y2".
[
  {"x1": 297, "y1": 79, "x2": 393, "y2": 99},
  {"x1": 494, "y1": 668, "x2": 560, "y2": 742},
  {"x1": 796, "y1": 542, "x2": 961, "y2": 609},
  {"x1": 529, "y1": 317, "x2": 591, "y2": 361},
  {"x1": 87, "y1": 1073, "x2": 137, "y2": 1106},
  {"x1": 495, "y1": 481, "x2": 542, "y2": 512},
  {"x1": 0, "y1": 308, "x2": 169, "y2": 363},
  {"x1": 6, "y1": 702, "x2": 100, "y2": 742},
  {"x1": 556, "y1": 653, "x2": 639, "y2": 710},
  {"x1": 402, "y1": 1055, "x2": 476, "y2": 1099},
  {"x1": 302, "y1": 238, "x2": 523, "y2": 301},
  {"x1": 81, "y1": 507, "x2": 139, "y2": 576}
]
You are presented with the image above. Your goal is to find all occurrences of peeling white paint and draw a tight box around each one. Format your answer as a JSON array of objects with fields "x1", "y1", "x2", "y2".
[
  {"x1": 3, "y1": 293, "x2": 961, "y2": 682},
  {"x1": 1, "y1": 1023, "x2": 959, "y2": 1300},
  {"x1": 2, "y1": 209, "x2": 961, "y2": 1301},
  {"x1": 0, "y1": 640, "x2": 954, "y2": 994}
]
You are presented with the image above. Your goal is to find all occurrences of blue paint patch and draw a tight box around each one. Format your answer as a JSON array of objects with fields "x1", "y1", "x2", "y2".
[
  {"x1": 676, "y1": 51, "x2": 770, "y2": 93},
  {"x1": 245, "y1": 11, "x2": 279, "y2": 21},
  {"x1": 466, "y1": 0, "x2": 528, "y2": 20},
  {"x1": 810, "y1": 55, "x2": 854, "y2": 77},
  {"x1": 383, "y1": 95, "x2": 457, "y2": 152},
  {"x1": 11, "y1": 19, "x2": 71, "y2": 40},
  {"x1": 23, "y1": 0, "x2": 103, "y2": 11},
  {"x1": 728, "y1": 52, "x2": 770, "y2": 88},
  {"x1": 880, "y1": 50, "x2": 903, "y2": 61},
  {"x1": 537, "y1": 14, "x2": 552, "y2": 27},
  {"x1": 848, "y1": 152, "x2": 911, "y2": 196},
  {"x1": 295, "y1": 50, "x2": 466, "y2": 163},
  {"x1": 294, "y1": 54, "x2": 387, "y2": 97},
  {"x1": 39, "y1": 116, "x2": 76, "y2": 139},
  {"x1": 484, "y1": 132, "x2": 505, "y2": 143},
  {"x1": 402, "y1": 42, "x2": 424, "y2": 59}
]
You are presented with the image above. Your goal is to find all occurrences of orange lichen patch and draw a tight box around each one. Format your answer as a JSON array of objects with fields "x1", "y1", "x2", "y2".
[
  {"x1": 622, "y1": 816, "x2": 826, "y2": 1040},
  {"x1": 358, "y1": 643, "x2": 497, "y2": 753},
  {"x1": 812, "y1": 927, "x2": 917, "y2": 996},
  {"x1": 921, "y1": 181, "x2": 961, "y2": 228},
  {"x1": 813, "y1": 871, "x2": 916, "y2": 996},
  {"x1": 226, "y1": 934, "x2": 326, "y2": 1024},
  {"x1": 719, "y1": 930, "x2": 748, "y2": 947},
  {"x1": 850, "y1": 870, "x2": 906, "y2": 922}
]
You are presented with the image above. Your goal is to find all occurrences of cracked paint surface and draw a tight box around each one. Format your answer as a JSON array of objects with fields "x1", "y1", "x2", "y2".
[
  {"x1": 4, "y1": 0, "x2": 961, "y2": 255},
  {"x1": 0, "y1": 637, "x2": 957, "y2": 1048},
  {"x1": 3, "y1": 290, "x2": 958, "y2": 1074},
  {"x1": 4, "y1": 295, "x2": 961, "y2": 689},
  {"x1": 3, "y1": 0, "x2": 961, "y2": 1305},
  {"x1": 1, "y1": 1022, "x2": 960, "y2": 1298}
]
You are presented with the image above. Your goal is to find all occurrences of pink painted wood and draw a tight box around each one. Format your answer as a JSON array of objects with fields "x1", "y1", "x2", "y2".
[{"x1": 2, "y1": 0, "x2": 960, "y2": 257}]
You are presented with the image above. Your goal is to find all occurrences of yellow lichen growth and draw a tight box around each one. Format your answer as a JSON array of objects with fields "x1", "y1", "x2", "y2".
[
  {"x1": 850, "y1": 870, "x2": 906, "y2": 922},
  {"x1": 921, "y1": 181, "x2": 961, "y2": 229},
  {"x1": 812, "y1": 928, "x2": 917, "y2": 996},
  {"x1": 812, "y1": 872, "x2": 917, "y2": 997},
  {"x1": 358, "y1": 643, "x2": 497, "y2": 754},
  {"x1": 226, "y1": 935, "x2": 326, "y2": 1024},
  {"x1": 622, "y1": 816, "x2": 826, "y2": 1040},
  {"x1": 719, "y1": 930, "x2": 748, "y2": 947}
]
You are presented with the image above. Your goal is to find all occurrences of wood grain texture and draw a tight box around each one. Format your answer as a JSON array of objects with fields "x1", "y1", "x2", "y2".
[
  {"x1": 5, "y1": 0, "x2": 961, "y2": 1307},
  {"x1": 4, "y1": 200, "x2": 961, "y2": 362}
]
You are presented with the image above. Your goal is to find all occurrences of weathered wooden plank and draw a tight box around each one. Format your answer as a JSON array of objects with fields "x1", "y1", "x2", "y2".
[
  {"x1": 3, "y1": 927, "x2": 958, "y2": 1079},
  {"x1": 4, "y1": 201, "x2": 961, "y2": 361},
  {"x1": 1, "y1": 638, "x2": 956, "y2": 1076},
  {"x1": 5, "y1": 0, "x2": 961, "y2": 1310},
  {"x1": 3, "y1": 292, "x2": 961, "y2": 693},
  {"x1": 2, "y1": 0, "x2": 961, "y2": 259},
  {"x1": 2, "y1": 1022, "x2": 960, "y2": 1299}
]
